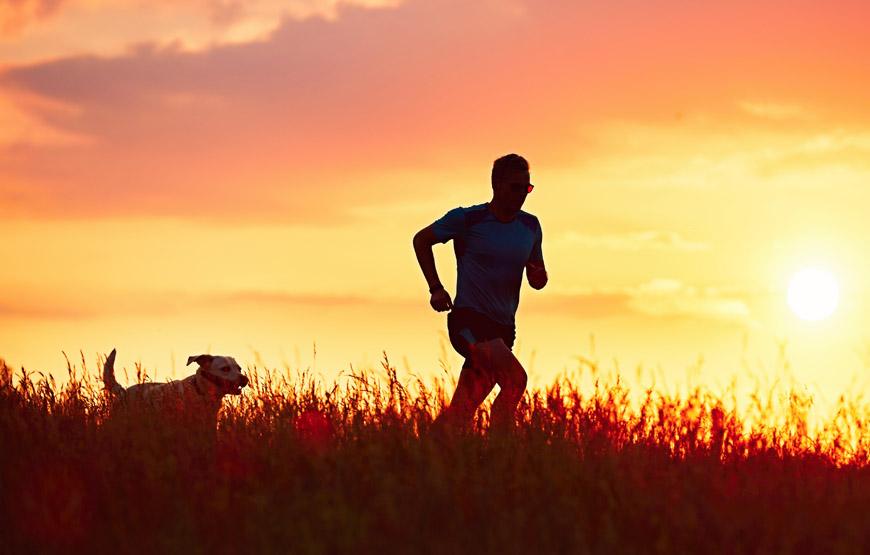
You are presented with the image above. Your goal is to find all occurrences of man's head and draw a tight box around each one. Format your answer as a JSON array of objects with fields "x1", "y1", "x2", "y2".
[{"x1": 491, "y1": 153, "x2": 532, "y2": 216}]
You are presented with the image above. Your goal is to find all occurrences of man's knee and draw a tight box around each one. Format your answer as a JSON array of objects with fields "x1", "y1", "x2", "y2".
[
  {"x1": 497, "y1": 357, "x2": 526, "y2": 396},
  {"x1": 506, "y1": 363, "x2": 527, "y2": 393}
]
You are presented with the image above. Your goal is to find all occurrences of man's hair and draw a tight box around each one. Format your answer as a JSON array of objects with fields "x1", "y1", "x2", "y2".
[{"x1": 491, "y1": 153, "x2": 530, "y2": 187}]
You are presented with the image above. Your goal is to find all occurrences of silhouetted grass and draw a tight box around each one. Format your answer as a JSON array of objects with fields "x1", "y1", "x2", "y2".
[{"x1": 1, "y1": 353, "x2": 868, "y2": 554}]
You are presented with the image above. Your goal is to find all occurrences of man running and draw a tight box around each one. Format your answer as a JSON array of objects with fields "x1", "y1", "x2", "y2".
[{"x1": 412, "y1": 153, "x2": 548, "y2": 433}]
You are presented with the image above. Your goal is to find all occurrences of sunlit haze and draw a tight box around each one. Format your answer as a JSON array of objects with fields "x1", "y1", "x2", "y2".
[{"x1": 2, "y1": 0, "x2": 869, "y2": 408}]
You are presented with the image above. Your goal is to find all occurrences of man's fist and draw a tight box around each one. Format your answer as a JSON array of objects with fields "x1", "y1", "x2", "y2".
[
  {"x1": 430, "y1": 288, "x2": 454, "y2": 312},
  {"x1": 527, "y1": 261, "x2": 548, "y2": 290}
]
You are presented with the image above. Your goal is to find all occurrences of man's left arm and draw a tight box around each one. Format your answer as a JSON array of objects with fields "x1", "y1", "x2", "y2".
[{"x1": 526, "y1": 220, "x2": 547, "y2": 290}]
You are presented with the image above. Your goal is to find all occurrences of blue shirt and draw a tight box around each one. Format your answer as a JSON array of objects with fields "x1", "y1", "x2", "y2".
[{"x1": 431, "y1": 203, "x2": 544, "y2": 326}]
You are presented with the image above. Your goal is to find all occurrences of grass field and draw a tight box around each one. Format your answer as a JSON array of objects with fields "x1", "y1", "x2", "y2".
[{"x1": 1, "y1": 353, "x2": 868, "y2": 554}]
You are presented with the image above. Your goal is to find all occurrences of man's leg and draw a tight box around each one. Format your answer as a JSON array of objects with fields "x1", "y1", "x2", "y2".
[
  {"x1": 475, "y1": 338, "x2": 527, "y2": 432},
  {"x1": 438, "y1": 362, "x2": 496, "y2": 430},
  {"x1": 437, "y1": 314, "x2": 497, "y2": 433}
]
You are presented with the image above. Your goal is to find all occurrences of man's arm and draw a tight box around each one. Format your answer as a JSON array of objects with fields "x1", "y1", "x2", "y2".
[
  {"x1": 413, "y1": 225, "x2": 453, "y2": 312},
  {"x1": 526, "y1": 218, "x2": 547, "y2": 290}
]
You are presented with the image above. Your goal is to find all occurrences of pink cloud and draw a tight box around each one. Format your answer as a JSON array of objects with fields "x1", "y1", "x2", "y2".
[
  {"x1": 1, "y1": 0, "x2": 868, "y2": 222},
  {"x1": 0, "y1": 0, "x2": 66, "y2": 36}
]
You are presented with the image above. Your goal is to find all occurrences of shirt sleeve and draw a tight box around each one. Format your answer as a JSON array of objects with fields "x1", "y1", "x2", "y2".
[
  {"x1": 528, "y1": 218, "x2": 544, "y2": 264},
  {"x1": 431, "y1": 207, "x2": 465, "y2": 244}
]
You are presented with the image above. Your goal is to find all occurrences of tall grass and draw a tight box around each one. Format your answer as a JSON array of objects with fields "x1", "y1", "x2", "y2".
[{"x1": 1, "y1": 352, "x2": 868, "y2": 554}]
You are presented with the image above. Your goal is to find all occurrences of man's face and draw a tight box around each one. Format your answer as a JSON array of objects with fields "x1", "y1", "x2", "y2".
[{"x1": 493, "y1": 169, "x2": 532, "y2": 214}]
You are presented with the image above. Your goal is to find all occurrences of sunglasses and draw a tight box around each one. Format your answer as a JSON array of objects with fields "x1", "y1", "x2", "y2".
[{"x1": 507, "y1": 183, "x2": 534, "y2": 194}]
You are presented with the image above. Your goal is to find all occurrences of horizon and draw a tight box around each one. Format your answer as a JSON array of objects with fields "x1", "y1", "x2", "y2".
[{"x1": 2, "y1": 0, "x2": 869, "y2": 408}]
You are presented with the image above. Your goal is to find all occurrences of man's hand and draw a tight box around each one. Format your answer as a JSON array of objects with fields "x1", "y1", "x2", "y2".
[
  {"x1": 430, "y1": 287, "x2": 454, "y2": 312},
  {"x1": 527, "y1": 261, "x2": 548, "y2": 290}
]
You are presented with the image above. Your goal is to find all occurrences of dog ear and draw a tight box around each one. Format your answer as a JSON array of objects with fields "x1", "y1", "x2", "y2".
[{"x1": 186, "y1": 354, "x2": 214, "y2": 367}]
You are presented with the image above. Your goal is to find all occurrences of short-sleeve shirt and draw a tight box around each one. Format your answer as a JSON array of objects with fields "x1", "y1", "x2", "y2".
[{"x1": 431, "y1": 203, "x2": 544, "y2": 326}]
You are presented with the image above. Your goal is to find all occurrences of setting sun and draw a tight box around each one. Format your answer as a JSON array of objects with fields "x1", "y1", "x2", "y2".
[{"x1": 788, "y1": 267, "x2": 840, "y2": 322}]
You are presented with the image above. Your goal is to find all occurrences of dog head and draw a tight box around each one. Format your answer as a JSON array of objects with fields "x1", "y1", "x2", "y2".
[{"x1": 187, "y1": 354, "x2": 249, "y2": 395}]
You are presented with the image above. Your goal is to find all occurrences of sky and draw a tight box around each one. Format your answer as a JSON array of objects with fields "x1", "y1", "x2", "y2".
[{"x1": 1, "y1": 0, "x2": 869, "y2": 405}]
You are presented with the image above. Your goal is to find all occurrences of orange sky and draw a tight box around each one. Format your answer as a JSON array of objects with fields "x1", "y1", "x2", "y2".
[{"x1": 2, "y1": 0, "x2": 869, "y2": 405}]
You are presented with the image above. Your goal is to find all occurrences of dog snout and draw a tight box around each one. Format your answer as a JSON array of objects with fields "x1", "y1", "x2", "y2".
[{"x1": 239, "y1": 374, "x2": 249, "y2": 388}]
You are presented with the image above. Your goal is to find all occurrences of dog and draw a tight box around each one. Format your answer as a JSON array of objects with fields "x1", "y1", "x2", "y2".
[{"x1": 102, "y1": 348, "x2": 249, "y2": 430}]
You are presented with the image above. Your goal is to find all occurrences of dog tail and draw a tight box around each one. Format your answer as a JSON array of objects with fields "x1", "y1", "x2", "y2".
[{"x1": 103, "y1": 348, "x2": 125, "y2": 396}]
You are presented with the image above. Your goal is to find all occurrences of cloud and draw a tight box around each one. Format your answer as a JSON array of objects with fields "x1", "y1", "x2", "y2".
[
  {"x1": 0, "y1": 1, "x2": 401, "y2": 41},
  {"x1": 0, "y1": 87, "x2": 90, "y2": 147},
  {"x1": 0, "y1": 0, "x2": 66, "y2": 36},
  {"x1": 528, "y1": 292, "x2": 633, "y2": 320},
  {"x1": 752, "y1": 131, "x2": 870, "y2": 177},
  {"x1": 531, "y1": 279, "x2": 751, "y2": 325},
  {"x1": 555, "y1": 230, "x2": 709, "y2": 252},
  {"x1": 0, "y1": 0, "x2": 547, "y2": 222},
  {"x1": 1, "y1": 0, "x2": 869, "y2": 222},
  {"x1": 213, "y1": 290, "x2": 378, "y2": 308},
  {"x1": 0, "y1": 288, "x2": 410, "y2": 320},
  {"x1": 738, "y1": 101, "x2": 810, "y2": 121},
  {"x1": 205, "y1": 0, "x2": 249, "y2": 27},
  {"x1": 627, "y1": 279, "x2": 751, "y2": 323},
  {"x1": 0, "y1": 298, "x2": 93, "y2": 319}
]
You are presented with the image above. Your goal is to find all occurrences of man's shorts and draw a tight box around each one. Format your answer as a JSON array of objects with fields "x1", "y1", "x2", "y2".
[{"x1": 447, "y1": 307, "x2": 516, "y2": 370}]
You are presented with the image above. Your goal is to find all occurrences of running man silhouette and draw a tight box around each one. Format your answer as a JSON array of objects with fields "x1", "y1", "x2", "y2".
[{"x1": 413, "y1": 153, "x2": 548, "y2": 433}]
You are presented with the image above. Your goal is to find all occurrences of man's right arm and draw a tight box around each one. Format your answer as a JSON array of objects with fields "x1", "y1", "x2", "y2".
[{"x1": 413, "y1": 225, "x2": 453, "y2": 312}]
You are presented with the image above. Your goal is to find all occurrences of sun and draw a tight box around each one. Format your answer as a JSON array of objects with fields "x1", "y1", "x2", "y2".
[{"x1": 787, "y1": 267, "x2": 840, "y2": 321}]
